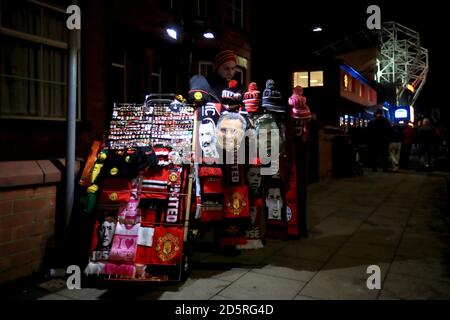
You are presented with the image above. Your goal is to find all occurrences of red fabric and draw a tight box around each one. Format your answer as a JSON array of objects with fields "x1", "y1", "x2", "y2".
[
  {"x1": 202, "y1": 177, "x2": 224, "y2": 194},
  {"x1": 223, "y1": 186, "x2": 250, "y2": 218},
  {"x1": 99, "y1": 178, "x2": 132, "y2": 203},
  {"x1": 140, "y1": 167, "x2": 169, "y2": 200},
  {"x1": 286, "y1": 158, "x2": 299, "y2": 236},
  {"x1": 89, "y1": 220, "x2": 100, "y2": 255},
  {"x1": 149, "y1": 226, "x2": 184, "y2": 265},
  {"x1": 200, "y1": 205, "x2": 223, "y2": 222},
  {"x1": 135, "y1": 245, "x2": 153, "y2": 265},
  {"x1": 198, "y1": 166, "x2": 222, "y2": 177},
  {"x1": 141, "y1": 207, "x2": 157, "y2": 226}
]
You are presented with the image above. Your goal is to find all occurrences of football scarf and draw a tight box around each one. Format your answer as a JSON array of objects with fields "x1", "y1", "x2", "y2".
[
  {"x1": 108, "y1": 222, "x2": 140, "y2": 264},
  {"x1": 237, "y1": 198, "x2": 265, "y2": 250},
  {"x1": 99, "y1": 178, "x2": 132, "y2": 205},
  {"x1": 79, "y1": 140, "x2": 103, "y2": 187},
  {"x1": 148, "y1": 226, "x2": 184, "y2": 265}
]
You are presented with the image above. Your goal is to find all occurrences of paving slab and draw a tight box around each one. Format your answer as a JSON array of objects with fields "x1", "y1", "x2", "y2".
[
  {"x1": 299, "y1": 272, "x2": 379, "y2": 300},
  {"x1": 218, "y1": 271, "x2": 306, "y2": 300},
  {"x1": 253, "y1": 255, "x2": 323, "y2": 282},
  {"x1": 379, "y1": 273, "x2": 450, "y2": 300},
  {"x1": 157, "y1": 278, "x2": 230, "y2": 300}
]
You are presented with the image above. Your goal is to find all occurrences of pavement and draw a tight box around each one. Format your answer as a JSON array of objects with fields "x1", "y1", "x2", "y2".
[{"x1": 3, "y1": 169, "x2": 450, "y2": 300}]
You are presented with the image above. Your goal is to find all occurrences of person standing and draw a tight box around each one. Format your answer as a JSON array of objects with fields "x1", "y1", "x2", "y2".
[
  {"x1": 388, "y1": 122, "x2": 404, "y2": 172},
  {"x1": 207, "y1": 50, "x2": 239, "y2": 102},
  {"x1": 368, "y1": 109, "x2": 392, "y2": 172},
  {"x1": 417, "y1": 118, "x2": 437, "y2": 170},
  {"x1": 400, "y1": 122, "x2": 415, "y2": 169}
]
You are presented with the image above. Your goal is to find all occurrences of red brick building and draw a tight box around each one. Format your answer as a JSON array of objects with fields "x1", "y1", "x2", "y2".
[
  {"x1": 0, "y1": 0, "x2": 252, "y2": 284},
  {"x1": 0, "y1": 0, "x2": 252, "y2": 161}
]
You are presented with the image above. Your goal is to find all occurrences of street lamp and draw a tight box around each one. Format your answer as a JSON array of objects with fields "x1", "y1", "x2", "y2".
[
  {"x1": 203, "y1": 31, "x2": 215, "y2": 39},
  {"x1": 166, "y1": 28, "x2": 178, "y2": 40}
]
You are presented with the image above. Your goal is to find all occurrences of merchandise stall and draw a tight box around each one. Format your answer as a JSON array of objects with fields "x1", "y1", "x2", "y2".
[{"x1": 79, "y1": 79, "x2": 311, "y2": 282}]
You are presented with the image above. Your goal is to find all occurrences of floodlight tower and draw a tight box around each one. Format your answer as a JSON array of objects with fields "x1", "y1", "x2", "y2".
[{"x1": 376, "y1": 22, "x2": 429, "y2": 108}]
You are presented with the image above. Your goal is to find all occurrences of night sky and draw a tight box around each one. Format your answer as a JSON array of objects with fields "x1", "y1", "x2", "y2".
[{"x1": 252, "y1": 1, "x2": 446, "y2": 124}]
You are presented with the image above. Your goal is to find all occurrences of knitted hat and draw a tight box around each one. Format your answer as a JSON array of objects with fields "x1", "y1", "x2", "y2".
[
  {"x1": 222, "y1": 80, "x2": 242, "y2": 112},
  {"x1": 188, "y1": 75, "x2": 216, "y2": 103},
  {"x1": 213, "y1": 50, "x2": 237, "y2": 72},
  {"x1": 243, "y1": 82, "x2": 261, "y2": 113},
  {"x1": 262, "y1": 79, "x2": 285, "y2": 113},
  {"x1": 288, "y1": 85, "x2": 311, "y2": 120}
]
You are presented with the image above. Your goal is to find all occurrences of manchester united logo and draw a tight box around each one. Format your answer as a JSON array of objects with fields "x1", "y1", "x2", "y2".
[
  {"x1": 156, "y1": 232, "x2": 180, "y2": 262},
  {"x1": 169, "y1": 172, "x2": 179, "y2": 183},
  {"x1": 109, "y1": 192, "x2": 118, "y2": 201},
  {"x1": 225, "y1": 192, "x2": 247, "y2": 216}
]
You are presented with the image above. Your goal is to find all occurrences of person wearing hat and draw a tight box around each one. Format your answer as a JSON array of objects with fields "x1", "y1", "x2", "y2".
[
  {"x1": 208, "y1": 49, "x2": 239, "y2": 102},
  {"x1": 368, "y1": 109, "x2": 392, "y2": 172}
]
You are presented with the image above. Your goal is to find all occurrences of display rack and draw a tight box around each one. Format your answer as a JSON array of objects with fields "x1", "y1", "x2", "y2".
[{"x1": 84, "y1": 94, "x2": 196, "y2": 283}]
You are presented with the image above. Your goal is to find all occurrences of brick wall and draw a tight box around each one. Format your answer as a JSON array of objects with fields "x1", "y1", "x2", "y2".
[
  {"x1": 0, "y1": 160, "x2": 62, "y2": 285},
  {"x1": 0, "y1": 186, "x2": 56, "y2": 284}
]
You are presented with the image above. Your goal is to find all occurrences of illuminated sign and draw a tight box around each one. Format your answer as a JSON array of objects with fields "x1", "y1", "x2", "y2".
[
  {"x1": 343, "y1": 74, "x2": 349, "y2": 89},
  {"x1": 395, "y1": 108, "x2": 408, "y2": 119}
]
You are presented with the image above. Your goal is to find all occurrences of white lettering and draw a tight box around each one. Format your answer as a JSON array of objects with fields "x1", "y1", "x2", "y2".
[
  {"x1": 66, "y1": 265, "x2": 81, "y2": 290},
  {"x1": 66, "y1": 5, "x2": 81, "y2": 30},
  {"x1": 366, "y1": 5, "x2": 381, "y2": 30},
  {"x1": 366, "y1": 265, "x2": 381, "y2": 289}
]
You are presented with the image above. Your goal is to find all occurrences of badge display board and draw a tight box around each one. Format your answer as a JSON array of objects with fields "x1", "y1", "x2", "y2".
[{"x1": 83, "y1": 95, "x2": 195, "y2": 282}]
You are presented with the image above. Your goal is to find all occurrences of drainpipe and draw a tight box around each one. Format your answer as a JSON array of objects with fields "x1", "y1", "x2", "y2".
[{"x1": 65, "y1": 0, "x2": 79, "y2": 230}]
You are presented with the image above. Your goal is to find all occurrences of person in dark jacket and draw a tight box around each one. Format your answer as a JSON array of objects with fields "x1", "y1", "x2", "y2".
[
  {"x1": 368, "y1": 109, "x2": 392, "y2": 172},
  {"x1": 417, "y1": 118, "x2": 437, "y2": 170},
  {"x1": 400, "y1": 122, "x2": 415, "y2": 169},
  {"x1": 388, "y1": 122, "x2": 404, "y2": 172},
  {"x1": 207, "y1": 50, "x2": 239, "y2": 102}
]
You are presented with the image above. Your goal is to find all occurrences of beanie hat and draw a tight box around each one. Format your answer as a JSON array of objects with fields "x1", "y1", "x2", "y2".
[
  {"x1": 222, "y1": 80, "x2": 242, "y2": 112},
  {"x1": 213, "y1": 50, "x2": 237, "y2": 72},
  {"x1": 288, "y1": 86, "x2": 311, "y2": 120},
  {"x1": 262, "y1": 79, "x2": 285, "y2": 113},
  {"x1": 189, "y1": 75, "x2": 218, "y2": 103},
  {"x1": 243, "y1": 82, "x2": 261, "y2": 113}
]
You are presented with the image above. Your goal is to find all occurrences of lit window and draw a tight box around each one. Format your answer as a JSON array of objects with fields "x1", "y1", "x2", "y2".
[
  {"x1": 343, "y1": 73, "x2": 352, "y2": 91},
  {"x1": 310, "y1": 71, "x2": 323, "y2": 87},
  {"x1": 0, "y1": 0, "x2": 80, "y2": 120},
  {"x1": 293, "y1": 72, "x2": 309, "y2": 88}
]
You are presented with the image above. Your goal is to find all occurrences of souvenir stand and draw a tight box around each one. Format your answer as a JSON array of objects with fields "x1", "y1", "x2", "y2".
[
  {"x1": 82, "y1": 94, "x2": 195, "y2": 282},
  {"x1": 80, "y1": 79, "x2": 311, "y2": 283}
]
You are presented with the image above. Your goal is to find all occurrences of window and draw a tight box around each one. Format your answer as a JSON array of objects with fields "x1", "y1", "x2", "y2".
[
  {"x1": 234, "y1": 66, "x2": 244, "y2": 85},
  {"x1": 359, "y1": 84, "x2": 365, "y2": 98},
  {"x1": 0, "y1": 0, "x2": 79, "y2": 120},
  {"x1": 228, "y1": 0, "x2": 244, "y2": 29},
  {"x1": 198, "y1": 61, "x2": 213, "y2": 78},
  {"x1": 293, "y1": 71, "x2": 323, "y2": 88},
  {"x1": 293, "y1": 72, "x2": 309, "y2": 88},
  {"x1": 309, "y1": 71, "x2": 323, "y2": 87},
  {"x1": 343, "y1": 73, "x2": 351, "y2": 91},
  {"x1": 196, "y1": 0, "x2": 208, "y2": 17}
]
